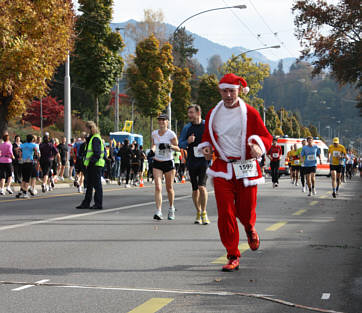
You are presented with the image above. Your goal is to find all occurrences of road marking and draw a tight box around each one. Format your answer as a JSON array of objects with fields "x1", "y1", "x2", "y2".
[
  {"x1": 321, "y1": 293, "x2": 330, "y2": 300},
  {"x1": 266, "y1": 222, "x2": 287, "y2": 231},
  {"x1": 211, "y1": 243, "x2": 249, "y2": 264},
  {"x1": 0, "y1": 195, "x2": 193, "y2": 232},
  {"x1": 310, "y1": 201, "x2": 319, "y2": 206},
  {"x1": 326, "y1": 191, "x2": 332, "y2": 195},
  {"x1": 293, "y1": 209, "x2": 307, "y2": 216},
  {"x1": 319, "y1": 195, "x2": 328, "y2": 199},
  {"x1": 12, "y1": 279, "x2": 49, "y2": 291},
  {"x1": 128, "y1": 298, "x2": 173, "y2": 313}
]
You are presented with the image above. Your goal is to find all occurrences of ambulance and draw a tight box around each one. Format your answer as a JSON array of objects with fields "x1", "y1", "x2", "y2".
[{"x1": 265, "y1": 137, "x2": 330, "y2": 176}]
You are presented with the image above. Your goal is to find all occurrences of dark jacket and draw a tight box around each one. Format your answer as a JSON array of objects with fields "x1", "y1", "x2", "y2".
[{"x1": 117, "y1": 145, "x2": 133, "y2": 164}]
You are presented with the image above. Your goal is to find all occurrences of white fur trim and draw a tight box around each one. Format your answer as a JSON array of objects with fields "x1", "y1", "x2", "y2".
[
  {"x1": 197, "y1": 142, "x2": 211, "y2": 151},
  {"x1": 243, "y1": 176, "x2": 265, "y2": 187},
  {"x1": 206, "y1": 163, "x2": 233, "y2": 180},
  {"x1": 239, "y1": 97, "x2": 247, "y2": 160},
  {"x1": 248, "y1": 135, "x2": 266, "y2": 155},
  {"x1": 219, "y1": 83, "x2": 240, "y2": 89},
  {"x1": 243, "y1": 87, "x2": 250, "y2": 95}
]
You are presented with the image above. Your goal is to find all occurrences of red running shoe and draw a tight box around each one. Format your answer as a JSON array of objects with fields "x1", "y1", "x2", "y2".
[
  {"x1": 247, "y1": 230, "x2": 260, "y2": 251},
  {"x1": 222, "y1": 257, "x2": 240, "y2": 272}
]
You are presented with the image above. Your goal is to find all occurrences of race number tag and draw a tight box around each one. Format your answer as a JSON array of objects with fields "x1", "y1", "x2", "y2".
[
  {"x1": 156, "y1": 147, "x2": 170, "y2": 158},
  {"x1": 272, "y1": 153, "x2": 279, "y2": 158},
  {"x1": 333, "y1": 151, "x2": 340, "y2": 157},
  {"x1": 294, "y1": 160, "x2": 300, "y2": 165},
  {"x1": 193, "y1": 146, "x2": 204, "y2": 158},
  {"x1": 233, "y1": 159, "x2": 258, "y2": 179},
  {"x1": 307, "y1": 155, "x2": 316, "y2": 161}
]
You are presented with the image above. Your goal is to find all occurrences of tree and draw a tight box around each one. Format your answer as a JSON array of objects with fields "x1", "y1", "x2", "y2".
[
  {"x1": 291, "y1": 115, "x2": 301, "y2": 138},
  {"x1": 0, "y1": 0, "x2": 75, "y2": 134},
  {"x1": 22, "y1": 96, "x2": 64, "y2": 128},
  {"x1": 222, "y1": 54, "x2": 270, "y2": 108},
  {"x1": 71, "y1": 0, "x2": 124, "y2": 125},
  {"x1": 170, "y1": 27, "x2": 198, "y2": 68},
  {"x1": 207, "y1": 55, "x2": 223, "y2": 78},
  {"x1": 265, "y1": 106, "x2": 281, "y2": 134},
  {"x1": 301, "y1": 126, "x2": 312, "y2": 138},
  {"x1": 171, "y1": 67, "x2": 192, "y2": 124},
  {"x1": 309, "y1": 124, "x2": 319, "y2": 137},
  {"x1": 274, "y1": 128, "x2": 284, "y2": 136},
  {"x1": 126, "y1": 9, "x2": 167, "y2": 44},
  {"x1": 293, "y1": 0, "x2": 361, "y2": 112},
  {"x1": 127, "y1": 34, "x2": 174, "y2": 143},
  {"x1": 197, "y1": 74, "x2": 220, "y2": 116}
]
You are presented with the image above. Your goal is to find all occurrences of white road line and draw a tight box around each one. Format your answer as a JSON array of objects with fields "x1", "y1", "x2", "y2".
[
  {"x1": 321, "y1": 293, "x2": 331, "y2": 300},
  {"x1": 0, "y1": 195, "x2": 194, "y2": 232},
  {"x1": 12, "y1": 279, "x2": 49, "y2": 291}
]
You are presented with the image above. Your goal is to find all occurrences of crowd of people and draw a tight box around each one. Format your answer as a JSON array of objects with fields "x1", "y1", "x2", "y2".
[{"x1": 1, "y1": 72, "x2": 362, "y2": 273}]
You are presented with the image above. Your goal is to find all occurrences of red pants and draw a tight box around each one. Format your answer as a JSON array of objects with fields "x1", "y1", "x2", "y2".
[{"x1": 214, "y1": 176, "x2": 257, "y2": 259}]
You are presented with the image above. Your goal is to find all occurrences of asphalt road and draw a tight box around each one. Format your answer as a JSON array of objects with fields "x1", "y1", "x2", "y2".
[{"x1": 0, "y1": 175, "x2": 361, "y2": 313}]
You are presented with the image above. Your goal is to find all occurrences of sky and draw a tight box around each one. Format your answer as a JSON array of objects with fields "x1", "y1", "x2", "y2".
[{"x1": 73, "y1": 0, "x2": 309, "y2": 61}]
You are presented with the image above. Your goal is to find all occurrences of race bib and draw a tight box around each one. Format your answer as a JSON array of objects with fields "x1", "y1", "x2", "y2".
[
  {"x1": 333, "y1": 151, "x2": 340, "y2": 157},
  {"x1": 193, "y1": 146, "x2": 204, "y2": 158},
  {"x1": 294, "y1": 160, "x2": 300, "y2": 165},
  {"x1": 156, "y1": 147, "x2": 170, "y2": 158},
  {"x1": 307, "y1": 155, "x2": 316, "y2": 161},
  {"x1": 272, "y1": 153, "x2": 279, "y2": 158},
  {"x1": 233, "y1": 159, "x2": 258, "y2": 179}
]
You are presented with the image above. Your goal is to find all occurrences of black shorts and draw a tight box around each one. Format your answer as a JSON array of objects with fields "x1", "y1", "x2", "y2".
[
  {"x1": 0, "y1": 163, "x2": 12, "y2": 180},
  {"x1": 69, "y1": 158, "x2": 75, "y2": 167},
  {"x1": 330, "y1": 165, "x2": 342, "y2": 173},
  {"x1": 152, "y1": 159, "x2": 175, "y2": 174},
  {"x1": 304, "y1": 166, "x2": 316, "y2": 174},
  {"x1": 188, "y1": 167, "x2": 208, "y2": 191},
  {"x1": 61, "y1": 158, "x2": 67, "y2": 166},
  {"x1": 22, "y1": 162, "x2": 37, "y2": 182},
  {"x1": 291, "y1": 165, "x2": 300, "y2": 171},
  {"x1": 40, "y1": 159, "x2": 53, "y2": 176},
  {"x1": 75, "y1": 159, "x2": 85, "y2": 173}
]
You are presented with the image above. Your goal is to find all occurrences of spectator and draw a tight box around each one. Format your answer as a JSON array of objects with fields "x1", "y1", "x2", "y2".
[{"x1": 0, "y1": 133, "x2": 15, "y2": 195}]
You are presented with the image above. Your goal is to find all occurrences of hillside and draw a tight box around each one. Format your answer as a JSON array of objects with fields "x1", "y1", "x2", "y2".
[{"x1": 111, "y1": 20, "x2": 296, "y2": 73}]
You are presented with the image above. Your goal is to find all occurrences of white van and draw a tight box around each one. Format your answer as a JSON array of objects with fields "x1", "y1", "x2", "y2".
[{"x1": 265, "y1": 137, "x2": 330, "y2": 176}]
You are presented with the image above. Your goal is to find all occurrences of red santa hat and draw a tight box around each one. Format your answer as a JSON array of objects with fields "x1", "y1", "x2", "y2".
[{"x1": 219, "y1": 73, "x2": 249, "y2": 95}]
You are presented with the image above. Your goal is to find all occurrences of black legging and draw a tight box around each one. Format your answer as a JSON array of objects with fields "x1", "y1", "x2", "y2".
[
  {"x1": 270, "y1": 160, "x2": 280, "y2": 184},
  {"x1": 120, "y1": 162, "x2": 131, "y2": 184},
  {"x1": 300, "y1": 166, "x2": 305, "y2": 187}
]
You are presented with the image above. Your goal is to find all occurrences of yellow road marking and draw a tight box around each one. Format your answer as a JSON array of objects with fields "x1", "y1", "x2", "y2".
[
  {"x1": 310, "y1": 201, "x2": 319, "y2": 206},
  {"x1": 266, "y1": 221, "x2": 287, "y2": 231},
  {"x1": 211, "y1": 243, "x2": 249, "y2": 264},
  {"x1": 128, "y1": 298, "x2": 173, "y2": 313},
  {"x1": 293, "y1": 209, "x2": 307, "y2": 216},
  {"x1": 319, "y1": 195, "x2": 328, "y2": 199}
]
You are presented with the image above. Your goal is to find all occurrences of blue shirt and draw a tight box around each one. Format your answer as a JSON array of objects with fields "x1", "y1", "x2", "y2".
[
  {"x1": 20, "y1": 142, "x2": 38, "y2": 162},
  {"x1": 301, "y1": 145, "x2": 320, "y2": 167}
]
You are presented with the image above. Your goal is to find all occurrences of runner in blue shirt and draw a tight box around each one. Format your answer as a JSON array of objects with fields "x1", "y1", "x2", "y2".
[{"x1": 301, "y1": 136, "x2": 322, "y2": 196}]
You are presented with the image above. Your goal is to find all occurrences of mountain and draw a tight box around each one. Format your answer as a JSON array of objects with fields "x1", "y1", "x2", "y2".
[{"x1": 111, "y1": 20, "x2": 296, "y2": 73}]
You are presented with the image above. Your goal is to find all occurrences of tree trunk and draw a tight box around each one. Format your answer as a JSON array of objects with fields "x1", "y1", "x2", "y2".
[
  {"x1": 150, "y1": 116, "x2": 153, "y2": 147},
  {"x1": 0, "y1": 95, "x2": 12, "y2": 135},
  {"x1": 95, "y1": 96, "x2": 99, "y2": 126}
]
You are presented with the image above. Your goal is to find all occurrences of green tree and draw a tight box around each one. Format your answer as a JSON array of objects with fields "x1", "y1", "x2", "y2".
[
  {"x1": 282, "y1": 113, "x2": 294, "y2": 137},
  {"x1": 274, "y1": 127, "x2": 284, "y2": 136},
  {"x1": 171, "y1": 67, "x2": 192, "y2": 124},
  {"x1": 72, "y1": 0, "x2": 124, "y2": 125},
  {"x1": 291, "y1": 115, "x2": 301, "y2": 138},
  {"x1": 265, "y1": 106, "x2": 281, "y2": 134},
  {"x1": 196, "y1": 74, "x2": 220, "y2": 116},
  {"x1": 170, "y1": 27, "x2": 198, "y2": 68},
  {"x1": 127, "y1": 34, "x2": 174, "y2": 143},
  {"x1": 301, "y1": 126, "x2": 312, "y2": 138},
  {"x1": 222, "y1": 54, "x2": 270, "y2": 108},
  {"x1": 309, "y1": 124, "x2": 319, "y2": 137},
  {"x1": 0, "y1": 0, "x2": 75, "y2": 134},
  {"x1": 293, "y1": 0, "x2": 361, "y2": 112}
]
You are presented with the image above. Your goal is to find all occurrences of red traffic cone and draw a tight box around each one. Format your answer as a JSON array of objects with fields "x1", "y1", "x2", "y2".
[
  {"x1": 139, "y1": 177, "x2": 144, "y2": 187},
  {"x1": 181, "y1": 175, "x2": 186, "y2": 184}
]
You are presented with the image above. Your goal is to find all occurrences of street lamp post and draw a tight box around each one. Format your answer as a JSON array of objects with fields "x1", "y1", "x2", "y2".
[{"x1": 168, "y1": 4, "x2": 248, "y2": 128}]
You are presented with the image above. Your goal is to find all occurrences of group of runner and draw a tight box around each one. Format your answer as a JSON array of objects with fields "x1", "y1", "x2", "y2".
[{"x1": 267, "y1": 136, "x2": 360, "y2": 198}]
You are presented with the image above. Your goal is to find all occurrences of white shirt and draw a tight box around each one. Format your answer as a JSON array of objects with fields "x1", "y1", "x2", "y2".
[
  {"x1": 152, "y1": 129, "x2": 176, "y2": 161},
  {"x1": 213, "y1": 104, "x2": 242, "y2": 157}
]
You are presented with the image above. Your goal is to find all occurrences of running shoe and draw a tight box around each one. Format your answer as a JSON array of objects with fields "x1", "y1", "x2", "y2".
[
  {"x1": 168, "y1": 208, "x2": 175, "y2": 220},
  {"x1": 312, "y1": 188, "x2": 317, "y2": 195},
  {"x1": 6, "y1": 187, "x2": 13, "y2": 195},
  {"x1": 246, "y1": 229, "x2": 260, "y2": 251},
  {"x1": 0, "y1": 189, "x2": 4, "y2": 195},
  {"x1": 295, "y1": 182, "x2": 299, "y2": 187},
  {"x1": 78, "y1": 186, "x2": 83, "y2": 193},
  {"x1": 194, "y1": 212, "x2": 202, "y2": 224},
  {"x1": 308, "y1": 190, "x2": 311, "y2": 196},
  {"x1": 332, "y1": 191, "x2": 336, "y2": 198},
  {"x1": 302, "y1": 186, "x2": 306, "y2": 193},
  {"x1": 222, "y1": 257, "x2": 240, "y2": 272},
  {"x1": 201, "y1": 212, "x2": 210, "y2": 225},
  {"x1": 41, "y1": 184, "x2": 46, "y2": 193},
  {"x1": 28, "y1": 188, "x2": 35, "y2": 196},
  {"x1": 153, "y1": 211, "x2": 163, "y2": 220},
  {"x1": 15, "y1": 192, "x2": 22, "y2": 198},
  {"x1": 275, "y1": 183, "x2": 278, "y2": 188},
  {"x1": 50, "y1": 177, "x2": 55, "y2": 188},
  {"x1": 125, "y1": 184, "x2": 131, "y2": 188}
]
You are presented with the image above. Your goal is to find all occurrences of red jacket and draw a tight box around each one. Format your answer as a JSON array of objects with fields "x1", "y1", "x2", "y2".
[{"x1": 198, "y1": 98, "x2": 272, "y2": 187}]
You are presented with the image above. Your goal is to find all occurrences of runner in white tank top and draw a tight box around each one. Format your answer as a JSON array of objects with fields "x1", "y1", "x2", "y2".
[{"x1": 151, "y1": 114, "x2": 180, "y2": 221}]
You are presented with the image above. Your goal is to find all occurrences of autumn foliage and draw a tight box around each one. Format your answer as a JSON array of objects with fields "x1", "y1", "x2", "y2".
[
  {"x1": 22, "y1": 96, "x2": 64, "y2": 128},
  {"x1": 0, "y1": 0, "x2": 75, "y2": 133}
]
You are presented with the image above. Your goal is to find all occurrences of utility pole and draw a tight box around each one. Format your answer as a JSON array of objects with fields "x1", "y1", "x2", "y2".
[
  {"x1": 64, "y1": 53, "x2": 71, "y2": 177},
  {"x1": 114, "y1": 77, "x2": 120, "y2": 132},
  {"x1": 40, "y1": 98, "x2": 43, "y2": 138}
]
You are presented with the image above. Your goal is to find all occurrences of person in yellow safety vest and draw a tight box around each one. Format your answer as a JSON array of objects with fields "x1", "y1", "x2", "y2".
[{"x1": 76, "y1": 121, "x2": 105, "y2": 210}]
